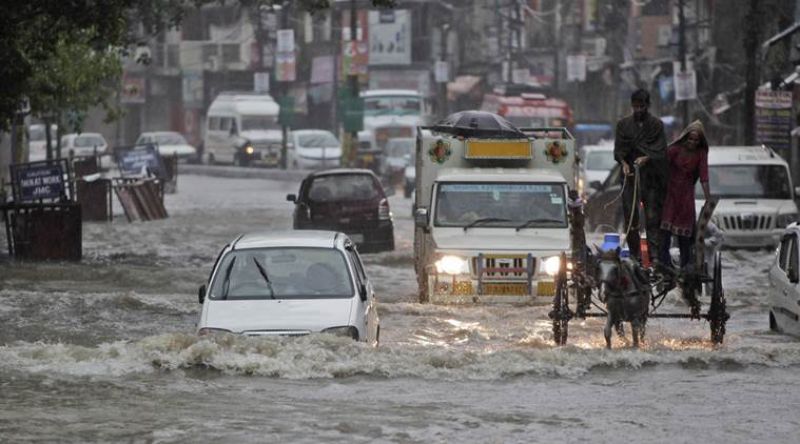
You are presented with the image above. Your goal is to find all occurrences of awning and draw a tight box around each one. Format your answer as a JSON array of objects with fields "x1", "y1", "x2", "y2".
[{"x1": 447, "y1": 75, "x2": 482, "y2": 100}]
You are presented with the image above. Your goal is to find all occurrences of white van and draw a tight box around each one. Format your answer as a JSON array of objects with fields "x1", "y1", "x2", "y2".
[
  {"x1": 700, "y1": 145, "x2": 799, "y2": 248},
  {"x1": 203, "y1": 92, "x2": 282, "y2": 167}
]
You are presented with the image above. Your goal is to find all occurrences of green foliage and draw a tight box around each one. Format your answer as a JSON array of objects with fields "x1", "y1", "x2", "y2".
[{"x1": 28, "y1": 31, "x2": 124, "y2": 134}]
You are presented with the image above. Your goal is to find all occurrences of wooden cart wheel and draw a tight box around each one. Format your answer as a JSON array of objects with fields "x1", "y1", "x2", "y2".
[
  {"x1": 550, "y1": 253, "x2": 570, "y2": 346},
  {"x1": 708, "y1": 251, "x2": 728, "y2": 344}
]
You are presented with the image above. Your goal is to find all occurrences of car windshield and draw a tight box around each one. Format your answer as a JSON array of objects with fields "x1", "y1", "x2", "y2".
[
  {"x1": 209, "y1": 247, "x2": 353, "y2": 300},
  {"x1": 585, "y1": 150, "x2": 616, "y2": 171},
  {"x1": 297, "y1": 132, "x2": 338, "y2": 148},
  {"x1": 386, "y1": 138, "x2": 414, "y2": 157},
  {"x1": 434, "y1": 182, "x2": 567, "y2": 227},
  {"x1": 74, "y1": 135, "x2": 105, "y2": 147},
  {"x1": 308, "y1": 174, "x2": 380, "y2": 202},
  {"x1": 155, "y1": 133, "x2": 187, "y2": 145},
  {"x1": 695, "y1": 164, "x2": 792, "y2": 199},
  {"x1": 364, "y1": 96, "x2": 421, "y2": 116},
  {"x1": 241, "y1": 115, "x2": 279, "y2": 131}
]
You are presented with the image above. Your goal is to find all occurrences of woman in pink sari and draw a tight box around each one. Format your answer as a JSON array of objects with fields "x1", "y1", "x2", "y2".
[{"x1": 659, "y1": 120, "x2": 712, "y2": 269}]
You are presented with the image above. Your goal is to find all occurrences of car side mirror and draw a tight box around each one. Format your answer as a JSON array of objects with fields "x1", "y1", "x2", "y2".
[
  {"x1": 359, "y1": 283, "x2": 368, "y2": 302},
  {"x1": 286, "y1": 194, "x2": 297, "y2": 202},
  {"x1": 198, "y1": 284, "x2": 206, "y2": 304},
  {"x1": 589, "y1": 180, "x2": 603, "y2": 191},
  {"x1": 414, "y1": 208, "x2": 429, "y2": 228}
]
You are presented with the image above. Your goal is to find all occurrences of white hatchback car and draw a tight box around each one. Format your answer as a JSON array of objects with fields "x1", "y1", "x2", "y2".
[
  {"x1": 61, "y1": 132, "x2": 109, "y2": 157},
  {"x1": 288, "y1": 129, "x2": 341, "y2": 170},
  {"x1": 135, "y1": 131, "x2": 198, "y2": 162},
  {"x1": 768, "y1": 223, "x2": 800, "y2": 337},
  {"x1": 196, "y1": 231, "x2": 380, "y2": 343}
]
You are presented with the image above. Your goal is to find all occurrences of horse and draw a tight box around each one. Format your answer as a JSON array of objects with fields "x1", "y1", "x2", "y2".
[{"x1": 595, "y1": 248, "x2": 651, "y2": 349}]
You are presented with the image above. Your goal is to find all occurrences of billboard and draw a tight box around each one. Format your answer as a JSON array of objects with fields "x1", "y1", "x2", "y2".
[{"x1": 368, "y1": 10, "x2": 411, "y2": 65}]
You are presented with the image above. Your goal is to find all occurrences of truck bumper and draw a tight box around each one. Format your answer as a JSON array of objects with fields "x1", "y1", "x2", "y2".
[{"x1": 427, "y1": 273, "x2": 556, "y2": 304}]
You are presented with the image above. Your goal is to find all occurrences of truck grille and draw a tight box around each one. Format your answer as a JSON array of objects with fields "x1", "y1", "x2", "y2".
[
  {"x1": 720, "y1": 214, "x2": 772, "y2": 231},
  {"x1": 472, "y1": 255, "x2": 535, "y2": 279}
]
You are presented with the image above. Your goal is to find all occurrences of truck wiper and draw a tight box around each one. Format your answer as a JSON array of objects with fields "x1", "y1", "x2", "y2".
[
  {"x1": 515, "y1": 218, "x2": 564, "y2": 231},
  {"x1": 463, "y1": 217, "x2": 510, "y2": 231},
  {"x1": 251, "y1": 257, "x2": 276, "y2": 299}
]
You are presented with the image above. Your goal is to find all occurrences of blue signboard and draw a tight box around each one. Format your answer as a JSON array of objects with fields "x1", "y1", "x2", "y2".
[
  {"x1": 10, "y1": 161, "x2": 67, "y2": 202},
  {"x1": 118, "y1": 144, "x2": 164, "y2": 177}
]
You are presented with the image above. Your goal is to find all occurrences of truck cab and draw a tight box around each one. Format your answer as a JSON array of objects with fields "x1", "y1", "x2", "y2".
[{"x1": 413, "y1": 114, "x2": 577, "y2": 303}]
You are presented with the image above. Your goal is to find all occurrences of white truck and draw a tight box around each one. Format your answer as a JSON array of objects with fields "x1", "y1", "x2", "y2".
[{"x1": 413, "y1": 119, "x2": 578, "y2": 303}]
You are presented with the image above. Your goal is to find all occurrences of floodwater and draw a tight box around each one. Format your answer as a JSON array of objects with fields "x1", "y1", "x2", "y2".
[{"x1": 1, "y1": 174, "x2": 799, "y2": 443}]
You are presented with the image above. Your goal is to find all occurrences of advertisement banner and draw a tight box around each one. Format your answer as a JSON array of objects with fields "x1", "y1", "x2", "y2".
[
  {"x1": 311, "y1": 55, "x2": 335, "y2": 84},
  {"x1": 275, "y1": 51, "x2": 296, "y2": 82},
  {"x1": 368, "y1": 10, "x2": 411, "y2": 65},
  {"x1": 566, "y1": 55, "x2": 587, "y2": 82},
  {"x1": 674, "y1": 69, "x2": 697, "y2": 101},
  {"x1": 181, "y1": 71, "x2": 203, "y2": 108},
  {"x1": 121, "y1": 72, "x2": 146, "y2": 104},
  {"x1": 755, "y1": 90, "x2": 793, "y2": 153}
]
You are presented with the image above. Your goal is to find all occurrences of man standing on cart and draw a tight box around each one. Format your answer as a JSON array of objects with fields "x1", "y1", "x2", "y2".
[{"x1": 613, "y1": 89, "x2": 669, "y2": 266}]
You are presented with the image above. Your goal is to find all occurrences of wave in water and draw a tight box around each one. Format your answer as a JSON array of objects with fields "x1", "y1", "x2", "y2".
[{"x1": 1, "y1": 332, "x2": 800, "y2": 380}]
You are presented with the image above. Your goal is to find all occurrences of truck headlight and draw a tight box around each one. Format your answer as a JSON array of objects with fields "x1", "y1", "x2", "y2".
[
  {"x1": 244, "y1": 145, "x2": 255, "y2": 155},
  {"x1": 435, "y1": 255, "x2": 469, "y2": 275},
  {"x1": 542, "y1": 256, "x2": 561, "y2": 276}
]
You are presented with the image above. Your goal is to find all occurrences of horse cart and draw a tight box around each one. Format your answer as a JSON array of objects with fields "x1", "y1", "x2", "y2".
[{"x1": 549, "y1": 192, "x2": 730, "y2": 347}]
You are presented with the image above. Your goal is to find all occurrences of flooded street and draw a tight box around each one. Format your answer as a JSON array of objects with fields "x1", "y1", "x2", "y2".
[{"x1": 2, "y1": 174, "x2": 800, "y2": 443}]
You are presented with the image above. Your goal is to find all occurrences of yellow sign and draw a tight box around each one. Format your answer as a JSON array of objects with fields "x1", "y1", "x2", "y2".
[
  {"x1": 484, "y1": 283, "x2": 529, "y2": 295},
  {"x1": 465, "y1": 139, "x2": 532, "y2": 159},
  {"x1": 537, "y1": 280, "x2": 556, "y2": 296}
]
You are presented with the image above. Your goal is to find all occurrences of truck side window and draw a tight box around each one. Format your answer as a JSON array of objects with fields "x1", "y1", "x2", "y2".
[{"x1": 790, "y1": 236, "x2": 799, "y2": 280}]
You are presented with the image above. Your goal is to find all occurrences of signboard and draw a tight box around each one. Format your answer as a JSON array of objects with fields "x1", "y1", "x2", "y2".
[
  {"x1": 566, "y1": 55, "x2": 587, "y2": 82},
  {"x1": 121, "y1": 73, "x2": 146, "y2": 104},
  {"x1": 342, "y1": 40, "x2": 369, "y2": 76},
  {"x1": 275, "y1": 51, "x2": 296, "y2": 82},
  {"x1": 311, "y1": 55, "x2": 335, "y2": 84},
  {"x1": 368, "y1": 10, "x2": 411, "y2": 65},
  {"x1": 674, "y1": 69, "x2": 697, "y2": 101},
  {"x1": 511, "y1": 68, "x2": 530, "y2": 84},
  {"x1": 10, "y1": 160, "x2": 68, "y2": 202},
  {"x1": 117, "y1": 144, "x2": 165, "y2": 178},
  {"x1": 435, "y1": 61, "x2": 450, "y2": 83},
  {"x1": 182, "y1": 71, "x2": 203, "y2": 108},
  {"x1": 254, "y1": 72, "x2": 270, "y2": 93},
  {"x1": 276, "y1": 29, "x2": 295, "y2": 53},
  {"x1": 755, "y1": 90, "x2": 793, "y2": 153}
]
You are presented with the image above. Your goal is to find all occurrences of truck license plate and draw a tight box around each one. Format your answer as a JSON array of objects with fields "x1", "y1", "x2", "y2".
[{"x1": 484, "y1": 283, "x2": 528, "y2": 295}]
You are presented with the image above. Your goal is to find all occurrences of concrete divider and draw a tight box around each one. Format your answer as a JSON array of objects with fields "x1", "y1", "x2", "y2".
[{"x1": 180, "y1": 164, "x2": 310, "y2": 182}]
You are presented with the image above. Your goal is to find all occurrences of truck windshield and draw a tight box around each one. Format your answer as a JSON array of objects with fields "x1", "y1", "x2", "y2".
[
  {"x1": 364, "y1": 96, "x2": 421, "y2": 116},
  {"x1": 241, "y1": 115, "x2": 279, "y2": 131},
  {"x1": 695, "y1": 165, "x2": 792, "y2": 199},
  {"x1": 434, "y1": 182, "x2": 567, "y2": 228},
  {"x1": 209, "y1": 247, "x2": 354, "y2": 300}
]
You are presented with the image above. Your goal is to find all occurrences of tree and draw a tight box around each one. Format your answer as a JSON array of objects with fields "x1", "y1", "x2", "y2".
[{"x1": 27, "y1": 31, "x2": 123, "y2": 159}]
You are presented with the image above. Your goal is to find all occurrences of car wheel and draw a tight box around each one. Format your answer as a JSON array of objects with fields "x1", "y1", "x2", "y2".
[{"x1": 234, "y1": 153, "x2": 249, "y2": 167}]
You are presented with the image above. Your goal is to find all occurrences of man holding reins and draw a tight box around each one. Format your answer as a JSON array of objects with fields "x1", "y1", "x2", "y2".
[{"x1": 613, "y1": 89, "x2": 669, "y2": 266}]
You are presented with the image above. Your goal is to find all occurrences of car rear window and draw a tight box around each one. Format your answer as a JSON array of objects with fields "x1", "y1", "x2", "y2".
[
  {"x1": 298, "y1": 132, "x2": 338, "y2": 148},
  {"x1": 308, "y1": 174, "x2": 381, "y2": 202},
  {"x1": 74, "y1": 136, "x2": 105, "y2": 147}
]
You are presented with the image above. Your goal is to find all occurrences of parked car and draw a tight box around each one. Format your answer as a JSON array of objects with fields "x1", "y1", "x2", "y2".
[
  {"x1": 768, "y1": 223, "x2": 800, "y2": 337},
  {"x1": 699, "y1": 145, "x2": 799, "y2": 249},
  {"x1": 28, "y1": 123, "x2": 57, "y2": 162},
  {"x1": 580, "y1": 142, "x2": 615, "y2": 195},
  {"x1": 196, "y1": 230, "x2": 380, "y2": 343},
  {"x1": 384, "y1": 137, "x2": 415, "y2": 184},
  {"x1": 288, "y1": 129, "x2": 341, "y2": 170},
  {"x1": 287, "y1": 169, "x2": 395, "y2": 253},
  {"x1": 135, "y1": 131, "x2": 198, "y2": 162},
  {"x1": 61, "y1": 132, "x2": 109, "y2": 157}
]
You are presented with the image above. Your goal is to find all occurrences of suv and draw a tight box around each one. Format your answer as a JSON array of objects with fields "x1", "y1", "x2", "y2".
[
  {"x1": 702, "y1": 146, "x2": 799, "y2": 248},
  {"x1": 287, "y1": 169, "x2": 395, "y2": 253}
]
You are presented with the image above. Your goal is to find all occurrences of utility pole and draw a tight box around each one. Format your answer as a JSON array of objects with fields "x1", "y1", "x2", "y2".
[
  {"x1": 743, "y1": 0, "x2": 759, "y2": 145},
  {"x1": 279, "y1": 3, "x2": 290, "y2": 170},
  {"x1": 347, "y1": 0, "x2": 359, "y2": 167},
  {"x1": 678, "y1": 0, "x2": 689, "y2": 127}
]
